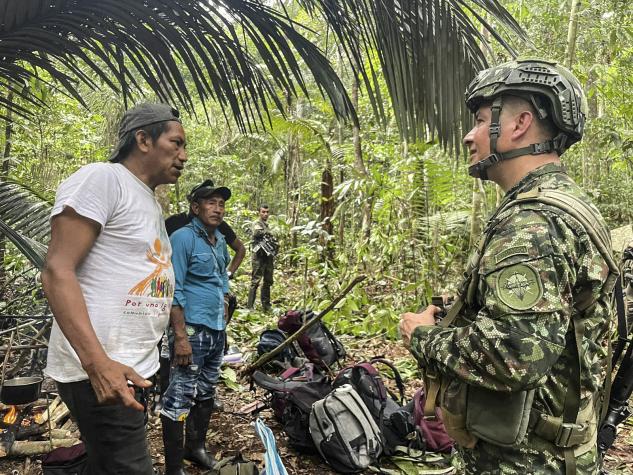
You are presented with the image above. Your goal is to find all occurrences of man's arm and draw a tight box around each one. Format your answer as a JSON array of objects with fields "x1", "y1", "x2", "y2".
[
  {"x1": 170, "y1": 306, "x2": 192, "y2": 366},
  {"x1": 227, "y1": 237, "x2": 246, "y2": 275},
  {"x1": 42, "y1": 207, "x2": 149, "y2": 411},
  {"x1": 406, "y1": 211, "x2": 576, "y2": 392},
  {"x1": 170, "y1": 230, "x2": 193, "y2": 366}
]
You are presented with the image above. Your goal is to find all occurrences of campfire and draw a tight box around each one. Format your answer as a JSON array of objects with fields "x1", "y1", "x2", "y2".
[{"x1": 0, "y1": 396, "x2": 80, "y2": 458}]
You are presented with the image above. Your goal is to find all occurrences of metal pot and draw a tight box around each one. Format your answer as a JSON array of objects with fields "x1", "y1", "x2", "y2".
[{"x1": 0, "y1": 376, "x2": 43, "y2": 405}]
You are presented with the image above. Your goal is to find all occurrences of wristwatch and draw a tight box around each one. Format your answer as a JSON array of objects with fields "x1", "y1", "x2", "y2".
[{"x1": 227, "y1": 271, "x2": 233, "y2": 279}]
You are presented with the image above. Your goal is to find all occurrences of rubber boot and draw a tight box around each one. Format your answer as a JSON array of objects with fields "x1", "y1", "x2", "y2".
[
  {"x1": 161, "y1": 415, "x2": 189, "y2": 475},
  {"x1": 247, "y1": 286, "x2": 257, "y2": 309},
  {"x1": 183, "y1": 399, "x2": 216, "y2": 469}
]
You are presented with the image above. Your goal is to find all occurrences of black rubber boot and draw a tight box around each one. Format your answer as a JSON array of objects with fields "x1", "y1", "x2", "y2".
[
  {"x1": 183, "y1": 399, "x2": 216, "y2": 469},
  {"x1": 161, "y1": 415, "x2": 189, "y2": 475},
  {"x1": 247, "y1": 286, "x2": 257, "y2": 309}
]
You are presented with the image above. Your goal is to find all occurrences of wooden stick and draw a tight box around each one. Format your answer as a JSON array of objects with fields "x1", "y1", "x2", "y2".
[
  {"x1": 245, "y1": 275, "x2": 366, "y2": 374},
  {"x1": 9, "y1": 438, "x2": 79, "y2": 456},
  {"x1": 0, "y1": 330, "x2": 16, "y2": 389},
  {"x1": 34, "y1": 396, "x2": 61, "y2": 425},
  {"x1": 51, "y1": 404, "x2": 70, "y2": 428}
]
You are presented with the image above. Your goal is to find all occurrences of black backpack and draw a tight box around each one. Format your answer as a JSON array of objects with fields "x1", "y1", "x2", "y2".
[
  {"x1": 278, "y1": 310, "x2": 346, "y2": 369},
  {"x1": 255, "y1": 329, "x2": 302, "y2": 371},
  {"x1": 251, "y1": 364, "x2": 331, "y2": 453},
  {"x1": 333, "y1": 358, "x2": 424, "y2": 455}
]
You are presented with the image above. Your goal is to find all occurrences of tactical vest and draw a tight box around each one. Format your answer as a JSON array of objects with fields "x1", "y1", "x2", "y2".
[{"x1": 423, "y1": 186, "x2": 618, "y2": 474}]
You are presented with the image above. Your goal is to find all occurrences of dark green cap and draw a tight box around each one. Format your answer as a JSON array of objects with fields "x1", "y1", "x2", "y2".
[{"x1": 109, "y1": 103, "x2": 181, "y2": 162}]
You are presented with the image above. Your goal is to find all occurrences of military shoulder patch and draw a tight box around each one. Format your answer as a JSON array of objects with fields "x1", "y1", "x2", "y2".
[
  {"x1": 495, "y1": 245, "x2": 529, "y2": 264},
  {"x1": 495, "y1": 263, "x2": 543, "y2": 310}
]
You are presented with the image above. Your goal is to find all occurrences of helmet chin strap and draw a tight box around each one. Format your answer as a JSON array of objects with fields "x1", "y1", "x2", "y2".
[{"x1": 468, "y1": 96, "x2": 566, "y2": 181}]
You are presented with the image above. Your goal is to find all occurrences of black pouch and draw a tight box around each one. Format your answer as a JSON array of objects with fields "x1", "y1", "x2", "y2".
[
  {"x1": 42, "y1": 442, "x2": 87, "y2": 475},
  {"x1": 466, "y1": 386, "x2": 535, "y2": 447}
]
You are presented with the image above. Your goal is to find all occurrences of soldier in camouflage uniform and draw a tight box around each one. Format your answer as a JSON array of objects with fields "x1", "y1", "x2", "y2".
[
  {"x1": 247, "y1": 204, "x2": 276, "y2": 311},
  {"x1": 400, "y1": 60, "x2": 617, "y2": 474}
]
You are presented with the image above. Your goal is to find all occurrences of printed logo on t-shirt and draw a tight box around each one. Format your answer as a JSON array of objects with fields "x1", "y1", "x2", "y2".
[{"x1": 129, "y1": 237, "x2": 174, "y2": 298}]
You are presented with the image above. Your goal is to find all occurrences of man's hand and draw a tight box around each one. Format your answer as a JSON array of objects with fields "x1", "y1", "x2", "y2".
[
  {"x1": 84, "y1": 357, "x2": 152, "y2": 412},
  {"x1": 399, "y1": 305, "x2": 442, "y2": 348},
  {"x1": 173, "y1": 334, "x2": 193, "y2": 367}
]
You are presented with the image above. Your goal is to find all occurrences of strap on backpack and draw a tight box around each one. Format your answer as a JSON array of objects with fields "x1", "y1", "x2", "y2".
[{"x1": 370, "y1": 357, "x2": 406, "y2": 404}]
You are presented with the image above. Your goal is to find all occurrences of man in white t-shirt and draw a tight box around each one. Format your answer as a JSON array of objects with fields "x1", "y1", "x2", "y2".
[{"x1": 42, "y1": 103, "x2": 187, "y2": 474}]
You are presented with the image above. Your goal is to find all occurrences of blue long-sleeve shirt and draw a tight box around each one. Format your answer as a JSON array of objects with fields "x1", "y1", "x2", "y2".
[{"x1": 170, "y1": 217, "x2": 230, "y2": 330}]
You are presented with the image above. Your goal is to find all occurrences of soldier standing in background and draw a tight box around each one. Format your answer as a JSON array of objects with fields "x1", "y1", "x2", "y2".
[
  {"x1": 247, "y1": 204, "x2": 277, "y2": 311},
  {"x1": 399, "y1": 60, "x2": 617, "y2": 474}
]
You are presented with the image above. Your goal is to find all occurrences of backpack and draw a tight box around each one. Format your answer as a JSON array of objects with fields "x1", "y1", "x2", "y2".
[
  {"x1": 278, "y1": 310, "x2": 346, "y2": 369},
  {"x1": 333, "y1": 358, "x2": 423, "y2": 455},
  {"x1": 255, "y1": 329, "x2": 302, "y2": 371},
  {"x1": 309, "y1": 384, "x2": 383, "y2": 473},
  {"x1": 411, "y1": 387, "x2": 454, "y2": 453},
  {"x1": 251, "y1": 364, "x2": 331, "y2": 453}
]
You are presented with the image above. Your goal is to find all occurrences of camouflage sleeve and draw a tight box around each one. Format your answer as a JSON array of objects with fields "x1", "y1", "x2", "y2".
[
  {"x1": 252, "y1": 220, "x2": 266, "y2": 239},
  {"x1": 410, "y1": 208, "x2": 589, "y2": 392}
]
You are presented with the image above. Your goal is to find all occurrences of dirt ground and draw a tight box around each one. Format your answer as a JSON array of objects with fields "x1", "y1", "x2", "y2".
[{"x1": 1, "y1": 336, "x2": 632, "y2": 474}]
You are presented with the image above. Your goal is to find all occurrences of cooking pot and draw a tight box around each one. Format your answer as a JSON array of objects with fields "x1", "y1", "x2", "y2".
[{"x1": 0, "y1": 376, "x2": 43, "y2": 405}]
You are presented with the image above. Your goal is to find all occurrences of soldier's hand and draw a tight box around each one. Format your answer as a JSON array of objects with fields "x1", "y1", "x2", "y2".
[
  {"x1": 84, "y1": 356, "x2": 151, "y2": 411},
  {"x1": 173, "y1": 334, "x2": 193, "y2": 367},
  {"x1": 399, "y1": 305, "x2": 442, "y2": 348}
]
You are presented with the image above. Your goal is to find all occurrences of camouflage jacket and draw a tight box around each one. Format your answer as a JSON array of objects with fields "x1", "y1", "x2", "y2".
[
  {"x1": 410, "y1": 163, "x2": 614, "y2": 471},
  {"x1": 251, "y1": 219, "x2": 270, "y2": 243}
]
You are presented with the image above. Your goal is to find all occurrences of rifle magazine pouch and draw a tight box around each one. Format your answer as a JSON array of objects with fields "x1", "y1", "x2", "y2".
[
  {"x1": 440, "y1": 379, "x2": 478, "y2": 449},
  {"x1": 466, "y1": 386, "x2": 535, "y2": 447}
]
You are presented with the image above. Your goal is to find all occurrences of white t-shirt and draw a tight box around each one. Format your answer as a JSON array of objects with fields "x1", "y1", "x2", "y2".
[{"x1": 45, "y1": 163, "x2": 175, "y2": 383}]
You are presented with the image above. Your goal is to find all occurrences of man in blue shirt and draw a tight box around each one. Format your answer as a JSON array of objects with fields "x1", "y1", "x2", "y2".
[{"x1": 160, "y1": 183, "x2": 231, "y2": 474}]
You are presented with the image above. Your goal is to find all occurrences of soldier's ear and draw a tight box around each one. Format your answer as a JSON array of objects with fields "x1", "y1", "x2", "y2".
[{"x1": 191, "y1": 201, "x2": 200, "y2": 216}]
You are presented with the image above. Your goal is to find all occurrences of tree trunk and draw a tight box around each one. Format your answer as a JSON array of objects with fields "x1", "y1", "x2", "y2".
[
  {"x1": 565, "y1": 0, "x2": 582, "y2": 69},
  {"x1": 319, "y1": 160, "x2": 334, "y2": 261},
  {"x1": 0, "y1": 91, "x2": 13, "y2": 285},
  {"x1": 351, "y1": 76, "x2": 373, "y2": 240}
]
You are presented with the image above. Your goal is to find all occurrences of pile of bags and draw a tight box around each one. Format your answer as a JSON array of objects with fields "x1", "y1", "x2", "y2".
[{"x1": 252, "y1": 310, "x2": 453, "y2": 473}]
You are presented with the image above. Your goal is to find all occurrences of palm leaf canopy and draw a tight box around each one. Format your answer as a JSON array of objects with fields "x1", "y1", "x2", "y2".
[
  {"x1": 0, "y1": 0, "x2": 526, "y2": 148},
  {"x1": 0, "y1": 0, "x2": 357, "y2": 129},
  {"x1": 300, "y1": 0, "x2": 527, "y2": 152}
]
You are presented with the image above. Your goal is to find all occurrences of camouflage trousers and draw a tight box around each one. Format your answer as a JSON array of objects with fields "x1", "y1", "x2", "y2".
[
  {"x1": 459, "y1": 437, "x2": 599, "y2": 474},
  {"x1": 248, "y1": 255, "x2": 274, "y2": 310}
]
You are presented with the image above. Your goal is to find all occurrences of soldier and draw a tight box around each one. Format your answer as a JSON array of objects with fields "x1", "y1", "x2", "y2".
[
  {"x1": 247, "y1": 204, "x2": 277, "y2": 311},
  {"x1": 399, "y1": 59, "x2": 617, "y2": 474}
]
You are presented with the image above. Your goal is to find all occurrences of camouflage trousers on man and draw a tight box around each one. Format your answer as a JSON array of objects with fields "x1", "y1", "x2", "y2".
[
  {"x1": 247, "y1": 255, "x2": 274, "y2": 310},
  {"x1": 459, "y1": 436, "x2": 599, "y2": 474}
]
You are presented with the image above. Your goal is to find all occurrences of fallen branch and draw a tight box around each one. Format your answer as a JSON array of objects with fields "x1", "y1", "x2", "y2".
[
  {"x1": 9, "y1": 438, "x2": 79, "y2": 456},
  {"x1": 244, "y1": 275, "x2": 366, "y2": 374}
]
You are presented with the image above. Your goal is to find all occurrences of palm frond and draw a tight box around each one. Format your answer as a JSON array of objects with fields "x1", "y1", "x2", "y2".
[
  {"x1": 0, "y1": 219, "x2": 47, "y2": 270},
  {"x1": 300, "y1": 0, "x2": 527, "y2": 154},
  {"x1": 0, "y1": 0, "x2": 357, "y2": 128},
  {"x1": 0, "y1": 178, "x2": 52, "y2": 243}
]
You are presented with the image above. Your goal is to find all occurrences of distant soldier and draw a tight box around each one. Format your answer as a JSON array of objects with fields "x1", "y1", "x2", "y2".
[
  {"x1": 247, "y1": 204, "x2": 277, "y2": 311},
  {"x1": 400, "y1": 60, "x2": 617, "y2": 474}
]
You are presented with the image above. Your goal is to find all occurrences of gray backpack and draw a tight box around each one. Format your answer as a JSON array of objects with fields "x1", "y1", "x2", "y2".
[{"x1": 309, "y1": 384, "x2": 383, "y2": 473}]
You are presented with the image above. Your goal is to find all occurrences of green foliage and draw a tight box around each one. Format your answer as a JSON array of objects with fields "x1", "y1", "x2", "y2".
[{"x1": 1, "y1": 0, "x2": 632, "y2": 348}]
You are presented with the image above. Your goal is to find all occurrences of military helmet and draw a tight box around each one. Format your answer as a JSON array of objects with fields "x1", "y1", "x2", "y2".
[{"x1": 465, "y1": 59, "x2": 587, "y2": 152}]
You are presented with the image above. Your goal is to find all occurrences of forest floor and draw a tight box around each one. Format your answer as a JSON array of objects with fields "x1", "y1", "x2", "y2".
[{"x1": 0, "y1": 330, "x2": 632, "y2": 475}]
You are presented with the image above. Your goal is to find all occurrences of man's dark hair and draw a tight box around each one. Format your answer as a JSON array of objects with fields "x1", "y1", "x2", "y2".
[
  {"x1": 116, "y1": 121, "x2": 170, "y2": 162},
  {"x1": 260, "y1": 204, "x2": 269, "y2": 210}
]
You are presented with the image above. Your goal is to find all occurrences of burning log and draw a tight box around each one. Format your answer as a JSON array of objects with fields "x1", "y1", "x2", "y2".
[
  {"x1": 9, "y1": 438, "x2": 80, "y2": 456},
  {"x1": 34, "y1": 395, "x2": 61, "y2": 425}
]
